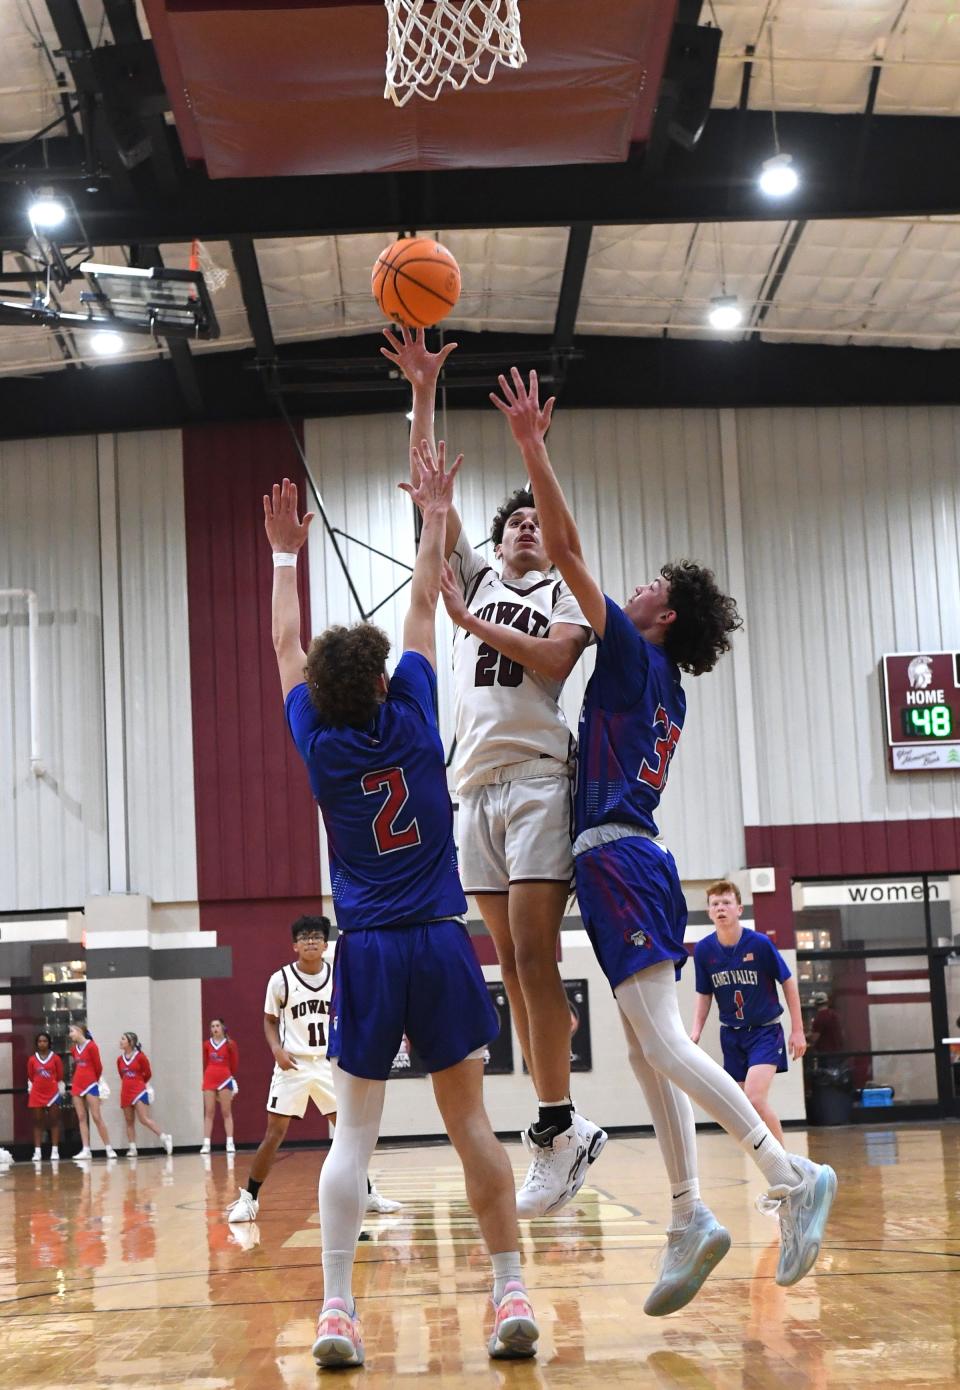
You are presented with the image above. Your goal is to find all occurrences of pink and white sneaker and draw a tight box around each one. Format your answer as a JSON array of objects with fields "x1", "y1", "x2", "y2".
[
  {"x1": 312, "y1": 1298, "x2": 364, "y2": 1368},
  {"x1": 488, "y1": 1281, "x2": 539, "y2": 1360}
]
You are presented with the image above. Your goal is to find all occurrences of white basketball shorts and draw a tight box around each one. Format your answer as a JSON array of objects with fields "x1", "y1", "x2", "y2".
[
  {"x1": 458, "y1": 766, "x2": 574, "y2": 893},
  {"x1": 265, "y1": 1055, "x2": 337, "y2": 1118}
]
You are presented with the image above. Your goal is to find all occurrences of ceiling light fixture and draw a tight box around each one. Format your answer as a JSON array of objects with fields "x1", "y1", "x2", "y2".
[
  {"x1": 90, "y1": 330, "x2": 124, "y2": 356},
  {"x1": 28, "y1": 192, "x2": 66, "y2": 230},
  {"x1": 708, "y1": 296, "x2": 744, "y2": 331},
  {"x1": 758, "y1": 152, "x2": 799, "y2": 198}
]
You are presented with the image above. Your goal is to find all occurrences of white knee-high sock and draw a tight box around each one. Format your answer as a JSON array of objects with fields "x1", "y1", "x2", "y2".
[
  {"x1": 319, "y1": 1064, "x2": 386, "y2": 1311},
  {"x1": 615, "y1": 963, "x2": 796, "y2": 1190},
  {"x1": 618, "y1": 1005, "x2": 700, "y2": 1230}
]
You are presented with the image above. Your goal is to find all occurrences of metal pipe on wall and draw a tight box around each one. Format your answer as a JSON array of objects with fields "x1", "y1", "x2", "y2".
[{"x1": 0, "y1": 588, "x2": 43, "y2": 776}]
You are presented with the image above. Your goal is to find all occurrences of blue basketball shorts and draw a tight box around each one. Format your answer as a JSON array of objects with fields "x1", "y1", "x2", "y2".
[
  {"x1": 720, "y1": 1022, "x2": 788, "y2": 1082},
  {"x1": 327, "y1": 919, "x2": 499, "y2": 1081},
  {"x1": 575, "y1": 836, "x2": 688, "y2": 990}
]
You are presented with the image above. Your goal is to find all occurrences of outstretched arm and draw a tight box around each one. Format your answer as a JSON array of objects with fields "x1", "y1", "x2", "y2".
[
  {"x1": 491, "y1": 368, "x2": 608, "y2": 638},
  {"x1": 263, "y1": 478, "x2": 315, "y2": 700},
  {"x1": 381, "y1": 327, "x2": 462, "y2": 558},
  {"x1": 398, "y1": 439, "x2": 463, "y2": 669}
]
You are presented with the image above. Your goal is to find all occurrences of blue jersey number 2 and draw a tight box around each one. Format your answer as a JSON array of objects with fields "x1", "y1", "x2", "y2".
[{"x1": 362, "y1": 767, "x2": 422, "y2": 856}]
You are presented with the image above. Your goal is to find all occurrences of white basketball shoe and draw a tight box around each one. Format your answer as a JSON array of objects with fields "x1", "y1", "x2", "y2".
[{"x1": 226, "y1": 1187, "x2": 260, "y2": 1223}]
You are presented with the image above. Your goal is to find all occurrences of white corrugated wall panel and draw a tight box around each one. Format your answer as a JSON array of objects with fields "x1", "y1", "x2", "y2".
[
  {"x1": 0, "y1": 435, "x2": 107, "y2": 909},
  {"x1": 304, "y1": 408, "x2": 744, "y2": 878},
  {"x1": 115, "y1": 430, "x2": 198, "y2": 903},
  {"x1": 737, "y1": 406, "x2": 960, "y2": 827}
]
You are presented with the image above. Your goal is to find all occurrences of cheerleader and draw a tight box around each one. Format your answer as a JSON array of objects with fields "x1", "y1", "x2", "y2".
[
  {"x1": 68, "y1": 1021, "x2": 117, "y2": 1160},
  {"x1": 201, "y1": 1017, "x2": 239, "y2": 1155},
  {"x1": 117, "y1": 1032, "x2": 173, "y2": 1158},
  {"x1": 27, "y1": 1032, "x2": 63, "y2": 1161}
]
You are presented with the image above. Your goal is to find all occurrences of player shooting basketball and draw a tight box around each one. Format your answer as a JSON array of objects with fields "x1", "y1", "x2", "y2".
[
  {"x1": 382, "y1": 326, "x2": 607, "y2": 1219},
  {"x1": 486, "y1": 365, "x2": 837, "y2": 1313}
]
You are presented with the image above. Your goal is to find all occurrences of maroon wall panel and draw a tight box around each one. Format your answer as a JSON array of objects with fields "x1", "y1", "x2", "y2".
[
  {"x1": 746, "y1": 818, "x2": 960, "y2": 879},
  {"x1": 200, "y1": 899, "x2": 331, "y2": 1144},
  {"x1": 183, "y1": 418, "x2": 322, "y2": 903}
]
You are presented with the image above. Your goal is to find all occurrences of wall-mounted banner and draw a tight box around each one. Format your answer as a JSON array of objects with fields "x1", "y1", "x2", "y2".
[
  {"x1": 523, "y1": 978, "x2": 594, "y2": 1075},
  {"x1": 388, "y1": 1035, "x2": 427, "y2": 1079},
  {"x1": 483, "y1": 983, "x2": 514, "y2": 1075},
  {"x1": 565, "y1": 979, "x2": 593, "y2": 1073}
]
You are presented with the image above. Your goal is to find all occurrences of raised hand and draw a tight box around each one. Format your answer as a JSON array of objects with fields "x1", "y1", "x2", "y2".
[
  {"x1": 440, "y1": 560, "x2": 470, "y2": 627},
  {"x1": 490, "y1": 367, "x2": 556, "y2": 449},
  {"x1": 398, "y1": 438, "x2": 463, "y2": 514},
  {"x1": 380, "y1": 325, "x2": 458, "y2": 390},
  {"x1": 263, "y1": 478, "x2": 315, "y2": 553}
]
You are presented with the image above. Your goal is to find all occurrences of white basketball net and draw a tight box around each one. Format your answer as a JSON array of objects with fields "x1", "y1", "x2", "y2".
[
  {"x1": 384, "y1": 0, "x2": 526, "y2": 107},
  {"x1": 190, "y1": 239, "x2": 229, "y2": 294}
]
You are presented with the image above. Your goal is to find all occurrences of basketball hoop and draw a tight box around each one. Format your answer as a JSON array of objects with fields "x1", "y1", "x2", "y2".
[
  {"x1": 189, "y1": 238, "x2": 229, "y2": 294},
  {"x1": 384, "y1": 0, "x2": 526, "y2": 107}
]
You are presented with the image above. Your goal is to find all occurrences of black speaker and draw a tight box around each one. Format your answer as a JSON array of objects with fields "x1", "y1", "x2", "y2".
[{"x1": 654, "y1": 21, "x2": 722, "y2": 155}]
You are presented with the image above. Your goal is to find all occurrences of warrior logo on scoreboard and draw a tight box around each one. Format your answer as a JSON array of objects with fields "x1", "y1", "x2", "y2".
[{"x1": 908, "y1": 656, "x2": 933, "y2": 689}]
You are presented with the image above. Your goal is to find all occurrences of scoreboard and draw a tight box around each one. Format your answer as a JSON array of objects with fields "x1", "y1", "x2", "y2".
[{"x1": 881, "y1": 652, "x2": 960, "y2": 772}]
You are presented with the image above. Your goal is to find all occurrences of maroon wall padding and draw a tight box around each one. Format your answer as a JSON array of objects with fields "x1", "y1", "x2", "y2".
[
  {"x1": 746, "y1": 819, "x2": 960, "y2": 879},
  {"x1": 183, "y1": 418, "x2": 321, "y2": 904},
  {"x1": 199, "y1": 899, "x2": 332, "y2": 1143},
  {"x1": 183, "y1": 418, "x2": 328, "y2": 1144},
  {"x1": 145, "y1": 0, "x2": 673, "y2": 178}
]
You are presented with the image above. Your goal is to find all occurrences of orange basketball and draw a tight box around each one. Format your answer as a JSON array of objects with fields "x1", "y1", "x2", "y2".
[{"x1": 372, "y1": 236, "x2": 461, "y2": 329}]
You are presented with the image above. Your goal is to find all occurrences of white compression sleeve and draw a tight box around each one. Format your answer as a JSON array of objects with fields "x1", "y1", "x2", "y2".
[
  {"x1": 615, "y1": 962, "x2": 795, "y2": 1190},
  {"x1": 319, "y1": 1063, "x2": 387, "y2": 1309},
  {"x1": 617, "y1": 1004, "x2": 700, "y2": 1226}
]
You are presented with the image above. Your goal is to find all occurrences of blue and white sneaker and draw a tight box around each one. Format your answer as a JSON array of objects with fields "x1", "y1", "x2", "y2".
[
  {"x1": 757, "y1": 1155, "x2": 837, "y2": 1286},
  {"x1": 644, "y1": 1203, "x2": 732, "y2": 1316}
]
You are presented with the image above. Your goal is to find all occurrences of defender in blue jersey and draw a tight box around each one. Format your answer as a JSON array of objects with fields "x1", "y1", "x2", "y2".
[
  {"x1": 692, "y1": 879, "x2": 806, "y2": 1146},
  {"x1": 490, "y1": 366, "x2": 837, "y2": 1316},
  {"x1": 265, "y1": 450, "x2": 539, "y2": 1368}
]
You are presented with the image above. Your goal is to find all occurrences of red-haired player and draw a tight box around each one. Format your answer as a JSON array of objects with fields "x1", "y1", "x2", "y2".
[
  {"x1": 201, "y1": 1017, "x2": 239, "y2": 1155},
  {"x1": 117, "y1": 1031, "x2": 172, "y2": 1158},
  {"x1": 68, "y1": 1021, "x2": 117, "y2": 1160},
  {"x1": 27, "y1": 1032, "x2": 63, "y2": 1161}
]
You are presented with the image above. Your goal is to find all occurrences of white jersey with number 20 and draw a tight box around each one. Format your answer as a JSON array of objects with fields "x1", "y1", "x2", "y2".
[{"x1": 448, "y1": 527, "x2": 590, "y2": 793}]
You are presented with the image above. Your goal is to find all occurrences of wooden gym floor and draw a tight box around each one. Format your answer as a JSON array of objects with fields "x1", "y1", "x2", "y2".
[{"x1": 2, "y1": 1124, "x2": 959, "y2": 1389}]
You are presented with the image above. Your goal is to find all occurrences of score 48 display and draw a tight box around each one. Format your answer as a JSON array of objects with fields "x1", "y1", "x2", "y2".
[{"x1": 881, "y1": 652, "x2": 960, "y2": 772}]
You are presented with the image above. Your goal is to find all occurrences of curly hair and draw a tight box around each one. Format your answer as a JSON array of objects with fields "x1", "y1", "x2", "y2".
[
  {"x1": 661, "y1": 561, "x2": 742, "y2": 676},
  {"x1": 305, "y1": 622, "x2": 391, "y2": 728},
  {"x1": 490, "y1": 486, "x2": 535, "y2": 547}
]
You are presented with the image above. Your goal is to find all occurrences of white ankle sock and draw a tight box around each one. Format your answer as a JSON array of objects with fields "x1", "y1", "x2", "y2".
[
  {"x1": 669, "y1": 1179, "x2": 700, "y2": 1232},
  {"x1": 492, "y1": 1251, "x2": 522, "y2": 1303},
  {"x1": 742, "y1": 1123, "x2": 796, "y2": 1188},
  {"x1": 321, "y1": 1250, "x2": 355, "y2": 1312}
]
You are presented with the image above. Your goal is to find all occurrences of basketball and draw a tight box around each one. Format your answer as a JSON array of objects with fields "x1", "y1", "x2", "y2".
[{"x1": 372, "y1": 236, "x2": 461, "y2": 329}]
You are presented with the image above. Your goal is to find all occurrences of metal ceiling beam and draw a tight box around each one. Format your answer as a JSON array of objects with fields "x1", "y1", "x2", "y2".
[
  {"x1": 0, "y1": 332, "x2": 958, "y2": 441},
  {"x1": 1, "y1": 110, "x2": 959, "y2": 243},
  {"x1": 44, "y1": 0, "x2": 178, "y2": 195},
  {"x1": 132, "y1": 244, "x2": 204, "y2": 416},
  {"x1": 553, "y1": 224, "x2": 593, "y2": 351},
  {"x1": 228, "y1": 236, "x2": 276, "y2": 363}
]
